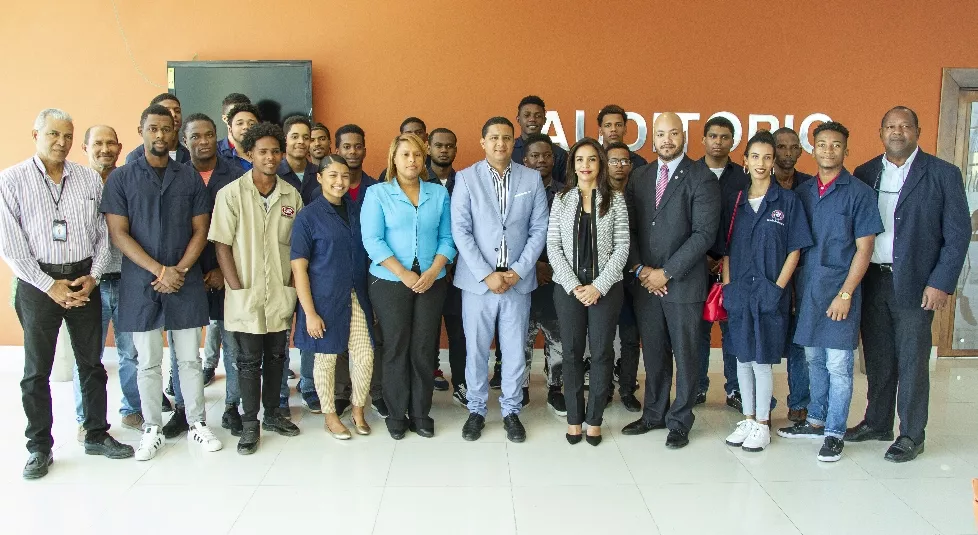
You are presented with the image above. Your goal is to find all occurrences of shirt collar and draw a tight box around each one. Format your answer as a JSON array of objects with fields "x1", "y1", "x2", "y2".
[
  {"x1": 32, "y1": 155, "x2": 70, "y2": 181},
  {"x1": 658, "y1": 156, "x2": 683, "y2": 180},
  {"x1": 882, "y1": 146, "x2": 919, "y2": 171},
  {"x1": 487, "y1": 161, "x2": 512, "y2": 182}
]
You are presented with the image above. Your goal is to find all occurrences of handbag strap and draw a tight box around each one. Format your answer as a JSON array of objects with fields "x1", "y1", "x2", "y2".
[{"x1": 726, "y1": 191, "x2": 742, "y2": 246}]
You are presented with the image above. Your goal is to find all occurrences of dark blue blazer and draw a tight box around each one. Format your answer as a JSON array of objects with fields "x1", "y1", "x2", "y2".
[
  {"x1": 853, "y1": 150, "x2": 971, "y2": 306},
  {"x1": 189, "y1": 157, "x2": 245, "y2": 320}
]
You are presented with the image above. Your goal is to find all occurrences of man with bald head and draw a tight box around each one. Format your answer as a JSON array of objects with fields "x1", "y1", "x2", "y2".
[
  {"x1": 620, "y1": 112, "x2": 720, "y2": 449},
  {"x1": 73, "y1": 125, "x2": 143, "y2": 436}
]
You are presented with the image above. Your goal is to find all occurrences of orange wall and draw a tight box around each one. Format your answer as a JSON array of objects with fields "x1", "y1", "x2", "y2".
[{"x1": 1, "y1": 0, "x2": 977, "y2": 345}]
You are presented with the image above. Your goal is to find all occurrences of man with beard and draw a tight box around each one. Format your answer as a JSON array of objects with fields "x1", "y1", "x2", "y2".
[
  {"x1": 512, "y1": 95, "x2": 568, "y2": 180},
  {"x1": 621, "y1": 112, "x2": 720, "y2": 449},
  {"x1": 772, "y1": 127, "x2": 815, "y2": 423},
  {"x1": 427, "y1": 128, "x2": 466, "y2": 399},
  {"x1": 696, "y1": 116, "x2": 749, "y2": 410},
  {"x1": 102, "y1": 104, "x2": 222, "y2": 460},
  {"x1": 125, "y1": 93, "x2": 190, "y2": 164},
  {"x1": 331, "y1": 123, "x2": 388, "y2": 419},
  {"x1": 308, "y1": 122, "x2": 331, "y2": 167},
  {"x1": 597, "y1": 104, "x2": 648, "y2": 168},
  {"x1": 217, "y1": 93, "x2": 251, "y2": 160},
  {"x1": 71, "y1": 125, "x2": 143, "y2": 437}
]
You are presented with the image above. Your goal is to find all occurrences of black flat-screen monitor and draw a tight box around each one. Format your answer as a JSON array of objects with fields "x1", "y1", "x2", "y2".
[{"x1": 166, "y1": 60, "x2": 313, "y2": 138}]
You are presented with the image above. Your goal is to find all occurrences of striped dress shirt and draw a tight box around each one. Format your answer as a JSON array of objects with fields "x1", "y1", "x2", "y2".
[
  {"x1": 488, "y1": 164, "x2": 511, "y2": 268},
  {"x1": 0, "y1": 156, "x2": 109, "y2": 291}
]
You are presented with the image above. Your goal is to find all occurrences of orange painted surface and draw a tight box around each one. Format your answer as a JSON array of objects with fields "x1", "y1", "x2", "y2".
[{"x1": 1, "y1": 0, "x2": 977, "y2": 345}]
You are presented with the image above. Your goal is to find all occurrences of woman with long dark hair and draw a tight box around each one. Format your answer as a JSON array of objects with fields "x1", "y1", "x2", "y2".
[{"x1": 547, "y1": 137, "x2": 629, "y2": 445}]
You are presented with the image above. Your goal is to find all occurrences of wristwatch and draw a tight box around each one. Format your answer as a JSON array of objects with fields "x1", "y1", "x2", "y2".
[{"x1": 838, "y1": 291, "x2": 851, "y2": 301}]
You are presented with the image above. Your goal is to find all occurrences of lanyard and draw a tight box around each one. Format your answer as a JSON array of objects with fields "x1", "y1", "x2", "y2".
[{"x1": 33, "y1": 160, "x2": 67, "y2": 213}]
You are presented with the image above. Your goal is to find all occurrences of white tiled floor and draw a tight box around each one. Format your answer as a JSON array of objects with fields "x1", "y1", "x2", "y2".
[{"x1": 0, "y1": 346, "x2": 976, "y2": 535}]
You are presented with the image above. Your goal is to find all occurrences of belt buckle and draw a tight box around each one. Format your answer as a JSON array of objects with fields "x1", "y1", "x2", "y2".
[{"x1": 880, "y1": 264, "x2": 893, "y2": 273}]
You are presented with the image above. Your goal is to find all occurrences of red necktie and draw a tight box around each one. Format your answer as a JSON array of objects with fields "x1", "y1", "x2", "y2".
[{"x1": 656, "y1": 164, "x2": 668, "y2": 208}]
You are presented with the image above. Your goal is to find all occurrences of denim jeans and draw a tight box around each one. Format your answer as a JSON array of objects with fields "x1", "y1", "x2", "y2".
[
  {"x1": 73, "y1": 279, "x2": 140, "y2": 422},
  {"x1": 167, "y1": 331, "x2": 184, "y2": 407},
  {"x1": 785, "y1": 313, "x2": 810, "y2": 411},
  {"x1": 295, "y1": 349, "x2": 319, "y2": 400},
  {"x1": 804, "y1": 346, "x2": 854, "y2": 439},
  {"x1": 697, "y1": 320, "x2": 737, "y2": 395},
  {"x1": 203, "y1": 319, "x2": 223, "y2": 369}
]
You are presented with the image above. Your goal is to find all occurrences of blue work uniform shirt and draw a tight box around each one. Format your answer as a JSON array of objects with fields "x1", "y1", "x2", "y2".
[
  {"x1": 217, "y1": 138, "x2": 253, "y2": 171},
  {"x1": 720, "y1": 181, "x2": 812, "y2": 364},
  {"x1": 100, "y1": 156, "x2": 212, "y2": 332},
  {"x1": 275, "y1": 160, "x2": 318, "y2": 204},
  {"x1": 793, "y1": 169, "x2": 884, "y2": 350},
  {"x1": 291, "y1": 197, "x2": 375, "y2": 354}
]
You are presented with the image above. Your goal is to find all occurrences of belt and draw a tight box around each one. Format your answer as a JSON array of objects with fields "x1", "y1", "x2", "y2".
[
  {"x1": 101, "y1": 272, "x2": 122, "y2": 281},
  {"x1": 38, "y1": 258, "x2": 93, "y2": 276},
  {"x1": 871, "y1": 263, "x2": 894, "y2": 273},
  {"x1": 495, "y1": 267, "x2": 509, "y2": 273}
]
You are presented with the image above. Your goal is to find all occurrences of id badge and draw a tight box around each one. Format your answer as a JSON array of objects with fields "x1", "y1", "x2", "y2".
[{"x1": 52, "y1": 219, "x2": 67, "y2": 242}]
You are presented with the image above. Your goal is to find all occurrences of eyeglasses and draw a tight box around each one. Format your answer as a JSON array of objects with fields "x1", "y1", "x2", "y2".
[{"x1": 608, "y1": 158, "x2": 632, "y2": 167}]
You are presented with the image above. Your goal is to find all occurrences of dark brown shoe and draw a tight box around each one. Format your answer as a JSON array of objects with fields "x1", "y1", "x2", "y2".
[{"x1": 787, "y1": 408, "x2": 808, "y2": 423}]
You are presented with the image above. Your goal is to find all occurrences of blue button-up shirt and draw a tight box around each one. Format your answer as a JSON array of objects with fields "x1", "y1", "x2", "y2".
[{"x1": 360, "y1": 179, "x2": 456, "y2": 281}]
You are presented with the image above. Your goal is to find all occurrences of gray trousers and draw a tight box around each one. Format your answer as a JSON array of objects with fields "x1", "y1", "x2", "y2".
[{"x1": 132, "y1": 328, "x2": 205, "y2": 428}]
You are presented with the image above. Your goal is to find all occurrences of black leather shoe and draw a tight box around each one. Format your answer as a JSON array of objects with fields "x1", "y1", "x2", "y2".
[
  {"x1": 23, "y1": 451, "x2": 53, "y2": 479},
  {"x1": 621, "y1": 419, "x2": 665, "y2": 436},
  {"x1": 389, "y1": 429, "x2": 406, "y2": 440},
  {"x1": 844, "y1": 421, "x2": 894, "y2": 442},
  {"x1": 84, "y1": 435, "x2": 135, "y2": 459},
  {"x1": 262, "y1": 414, "x2": 300, "y2": 437},
  {"x1": 566, "y1": 433, "x2": 582, "y2": 445},
  {"x1": 620, "y1": 394, "x2": 642, "y2": 413},
  {"x1": 694, "y1": 391, "x2": 707, "y2": 405},
  {"x1": 222, "y1": 405, "x2": 243, "y2": 437},
  {"x1": 462, "y1": 413, "x2": 485, "y2": 441},
  {"x1": 884, "y1": 436, "x2": 924, "y2": 463},
  {"x1": 162, "y1": 407, "x2": 189, "y2": 438},
  {"x1": 725, "y1": 391, "x2": 742, "y2": 411},
  {"x1": 408, "y1": 421, "x2": 434, "y2": 438},
  {"x1": 665, "y1": 428, "x2": 689, "y2": 449},
  {"x1": 503, "y1": 414, "x2": 526, "y2": 443},
  {"x1": 586, "y1": 433, "x2": 602, "y2": 447},
  {"x1": 237, "y1": 421, "x2": 259, "y2": 455}
]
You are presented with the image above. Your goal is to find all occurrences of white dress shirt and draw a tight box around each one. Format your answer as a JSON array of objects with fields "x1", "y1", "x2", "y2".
[{"x1": 872, "y1": 146, "x2": 919, "y2": 264}]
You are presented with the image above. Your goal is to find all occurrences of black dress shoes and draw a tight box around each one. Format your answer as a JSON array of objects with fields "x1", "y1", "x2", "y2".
[
  {"x1": 665, "y1": 428, "x2": 689, "y2": 449},
  {"x1": 884, "y1": 436, "x2": 924, "y2": 463},
  {"x1": 844, "y1": 421, "x2": 894, "y2": 443},
  {"x1": 621, "y1": 419, "x2": 666, "y2": 436},
  {"x1": 462, "y1": 413, "x2": 485, "y2": 441},
  {"x1": 84, "y1": 435, "x2": 135, "y2": 459},
  {"x1": 408, "y1": 421, "x2": 434, "y2": 438},
  {"x1": 620, "y1": 394, "x2": 642, "y2": 413},
  {"x1": 22, "y1": 451, "x2": 53, "y2": 480},
  {"x1": 566, "y1": 433, "x2": 582, "y2": 445},
  {"x1": 503, "y1": 414, "x2": 526, "y2": 443},
  {"x1": 585, "y1": 434, "x2": 602, "y2": 447}
]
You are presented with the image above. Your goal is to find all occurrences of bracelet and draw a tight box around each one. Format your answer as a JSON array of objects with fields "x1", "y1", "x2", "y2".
[{"x1": 635, "y1": 265, "x2": 645, "y2": 278}]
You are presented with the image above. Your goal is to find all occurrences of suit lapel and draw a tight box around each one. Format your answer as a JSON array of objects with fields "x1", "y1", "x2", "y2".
[
  {"x1": 895, "y1": 152, "x2": 926, "y2": 210},
  {"x1": 653, "y1": 156, "x2": 689, "y2": 218},
  {"x1": 478, "y1": 161, "x2": 504, "y2": 223},
  {"x1": 504, "y1": 166, "x2": 524, "y2": 223}
]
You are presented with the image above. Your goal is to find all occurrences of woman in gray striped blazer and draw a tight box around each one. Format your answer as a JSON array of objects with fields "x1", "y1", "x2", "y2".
[{"x1": 547, "y1": 137, "x2": 630, "y2": 446}]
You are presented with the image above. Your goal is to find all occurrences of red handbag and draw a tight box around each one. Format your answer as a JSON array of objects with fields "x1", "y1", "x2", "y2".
[{"x1": 703, "y1": 191, "x2": 741, "y2": 321}]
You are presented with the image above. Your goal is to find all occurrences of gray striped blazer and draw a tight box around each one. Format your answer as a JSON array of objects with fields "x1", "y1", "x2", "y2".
[{"x1": 546, "y1": 188, "x2": 630, "y2": 296}]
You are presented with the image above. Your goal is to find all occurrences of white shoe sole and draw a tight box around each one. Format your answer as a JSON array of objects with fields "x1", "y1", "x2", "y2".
[
  {"x1": 777, "y1": 431, "x2": 823, "y2": 440},
  {"x1": 817, "y1": 453, "x2": 842, "y2": 462},
  {"x1": 134, "y1": 447, "x2": 161, "y2": 461},
  {"x1": 548, "y1": 403, "x2": 567, "y2": 417}
]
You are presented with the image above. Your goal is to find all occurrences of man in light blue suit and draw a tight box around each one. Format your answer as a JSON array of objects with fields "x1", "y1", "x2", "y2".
[{"x1": 452, "y1": 117, "x2": 549, "y2": 443}]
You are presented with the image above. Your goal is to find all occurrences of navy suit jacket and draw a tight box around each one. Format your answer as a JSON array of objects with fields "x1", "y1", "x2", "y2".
[{"x1": 853, "y1": 150, "x2": 970, "y2": 307}]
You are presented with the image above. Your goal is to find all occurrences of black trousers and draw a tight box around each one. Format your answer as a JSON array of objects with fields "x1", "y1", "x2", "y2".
[
  {"x1": 633, "y1": 284, "x2": 701, "y2": 433},
  {"x1": 16, "y1": 277, "x2": 108, "y2": 453},
  {"x1": 555, "y1": 282, "x2": 623, "y2": 426},
  {"x1": 860, "y1": 268, "x2": 934, "y2": 444},
  {"x1": 229, "y1": 330, "x2": 287, "y2": 423},
  {"x1": 369, "y1": 276, "x2": 447, "y2": 433},
  {"x1": 617, "y1": 280, "x2": 641, "y2": 396},
  {"x1": 442, "y1": 310, "x2": 467, "y2": 388}
]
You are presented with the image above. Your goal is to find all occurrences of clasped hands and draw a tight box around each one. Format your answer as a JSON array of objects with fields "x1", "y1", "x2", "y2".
[
  {"x1": 484, "y1": 270, "x2": 521, "y2": 294},
  {"x1": 399, "y1": 267, "x2": 440, "y2": 293},
  {"x1": 573, "y1": 284, "x2": 601, "y2": 306},
  {"x1": 638, "y1": 267, "x2": 669, "y2": 296},
  {"x1": 46, "y1": 275, "x2": 97, "y2": 309},
  {"x1": 152, "y1": 265, "x2": 189, "y2": 294}
]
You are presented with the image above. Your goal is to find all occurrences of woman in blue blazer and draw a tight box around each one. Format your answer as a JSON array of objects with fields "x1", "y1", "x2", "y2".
[
  {"x1": 361, "y1": 133, "x2": 456, "y2": 439},
  {"x1": 291, "y1": 155, "x2": 375, "y2": 440}
]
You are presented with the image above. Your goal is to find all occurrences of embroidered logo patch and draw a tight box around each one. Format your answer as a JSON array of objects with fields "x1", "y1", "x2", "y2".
[
  {"x1": 281, "y1": 206, "x2": 296, "y2": 218},
  {"x1": 766, "y1": 209, "x2": 785, "y2": 226}
]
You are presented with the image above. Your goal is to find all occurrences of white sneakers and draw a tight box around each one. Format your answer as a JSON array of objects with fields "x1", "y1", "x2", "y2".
[
  {"x1": 188, "y1": 422, "x2": 224, "y2": 453},
  {"x1": 135, "y1": 425, "x2": 164, "y2": 461},
  {"x1": 725, "y1": 419, "x2": 771, "y2": 452}
]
